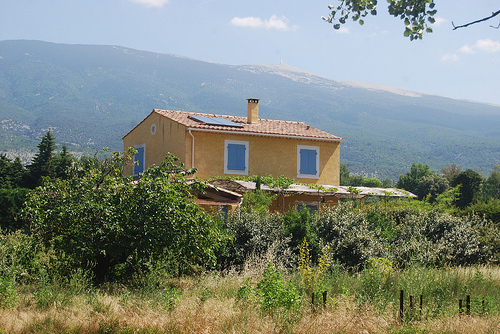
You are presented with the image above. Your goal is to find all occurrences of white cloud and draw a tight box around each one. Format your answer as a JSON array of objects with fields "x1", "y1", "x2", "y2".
[
  {"x1": 459, "y1": 39, "x2": 500, "y2": 54},
  {"x1": 473, "y1": 39, "x2": 500, "y2": 53},
  {"x1": 441, "y1": 53, "x2": 459, "y2": 62},
  {"x1": 458, "y1": 44, "x2": 474, "y2": 54},
  {"x1": 442, "y1": 38, "x2": 500, "y2": 62},
  {"x1": 335, "y1": 26, "x2": 350, "y2": 34},
  {"x1": 230, "y1": 15, "x2": 297, "y2": 31},
  {"x1": 432, "y1": 17, "x2": 447, "y2": 26},
  {"x1": 130, "y1": 0, "x2": 169, "y2": 8}
]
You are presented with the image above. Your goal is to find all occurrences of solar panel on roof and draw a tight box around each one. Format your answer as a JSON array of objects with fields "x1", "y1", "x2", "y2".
[{"x1": 190, "y1": 115, "x2": 243, "y2": 128}]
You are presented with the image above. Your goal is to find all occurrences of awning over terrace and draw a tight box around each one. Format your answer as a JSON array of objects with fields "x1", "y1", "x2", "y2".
[{"x1": 209, "y1": 179, "x2": 416, "y2": 199}]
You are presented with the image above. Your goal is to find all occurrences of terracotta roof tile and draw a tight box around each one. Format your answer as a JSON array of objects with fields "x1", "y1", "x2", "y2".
[{"x1": 154, "y1": 109, "x2": 343, "y2": 141}]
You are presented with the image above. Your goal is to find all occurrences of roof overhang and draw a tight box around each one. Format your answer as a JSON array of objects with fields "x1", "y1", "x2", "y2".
[
  {"x1": 187, "y1": 127, "x2": 344, "y2": 142},
  {"x1": 209, "y1": 179, "x2": 416, "y2": 199}
]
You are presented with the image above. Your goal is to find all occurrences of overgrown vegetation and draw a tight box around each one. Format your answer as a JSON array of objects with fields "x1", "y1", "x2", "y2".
[{"x1": 1, "y1": 133, "x2": 500, "y2": 332}]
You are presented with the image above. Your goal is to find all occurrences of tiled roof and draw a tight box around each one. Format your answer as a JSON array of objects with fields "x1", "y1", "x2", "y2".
[{"x1": 154, "y1": 109, "x2": 344, "y2": 141}]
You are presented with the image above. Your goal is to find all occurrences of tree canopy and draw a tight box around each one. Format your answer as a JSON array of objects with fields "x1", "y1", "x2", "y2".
[
  {"x1": 324, "y1": 1, "x2": 500, "y2": 40},
  {"x1": 22, "y1": 151, "x2": 226, "y2": 281}
]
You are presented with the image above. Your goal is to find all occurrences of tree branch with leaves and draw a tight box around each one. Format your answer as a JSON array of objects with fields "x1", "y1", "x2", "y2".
[{"x1": 324, "y1": 1, "x2": 500, "y2": 40}]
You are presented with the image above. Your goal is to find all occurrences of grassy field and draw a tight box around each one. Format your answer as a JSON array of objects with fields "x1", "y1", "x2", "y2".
[{"x1": 2, "y1": 263, "x2": 500, "y2": 333}]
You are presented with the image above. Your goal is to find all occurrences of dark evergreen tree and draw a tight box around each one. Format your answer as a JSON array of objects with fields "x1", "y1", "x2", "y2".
[
  {"x1": 27, "y1": 130, "x2": 57, "y2": 187},
  {"x1": 54, "y1": 144, "x2": 73, "y2": 179},
  {"x1": 484, "y1": 165, "x2": 500, "y2": 200},
  {"x1": 0, "y1": 154, "x2": 27, "y2": 189},
  {"x1": 451, "y1": 169, "x2": 483, "y2": 208}
]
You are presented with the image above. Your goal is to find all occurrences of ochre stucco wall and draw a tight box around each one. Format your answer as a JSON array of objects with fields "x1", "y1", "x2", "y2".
[
  {"x1": 123, "y1": 115, "x2": 341, "y2": 186},
  {"x1": 191, "y1": 131, "x2": 340, "y2": 185},
  {"x1": 123, "y1": 112, "x2": 189, "y2": 175}
]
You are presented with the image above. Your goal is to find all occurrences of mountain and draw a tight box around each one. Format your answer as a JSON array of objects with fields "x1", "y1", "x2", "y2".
[{"x1": 0, "y1": 40, "x2": 499, "y2": 180}]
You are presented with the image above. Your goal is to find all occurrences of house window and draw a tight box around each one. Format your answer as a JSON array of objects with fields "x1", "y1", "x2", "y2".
[
  {"x1": 295, "y1": 201, "x2": 319, "y2": 212},
  {"x1": 224, "y1": 140, "x2": 249, "y2": 175},
  {"x1": 133, "y1": 144, "x2": 146, "y2": 175},
  {"x1": 297, "y1": 145, "x2": 319, "y2": 178}
]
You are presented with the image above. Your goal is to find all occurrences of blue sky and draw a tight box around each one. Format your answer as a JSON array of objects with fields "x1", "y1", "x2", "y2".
[{"x1": 1, "y1": 0, "x2": 500, "y2": 105}]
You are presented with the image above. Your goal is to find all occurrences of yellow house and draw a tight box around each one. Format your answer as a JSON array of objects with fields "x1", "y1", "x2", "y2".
[{"x1": 123, "y1": 99, "x2": 344, "y2": 186}]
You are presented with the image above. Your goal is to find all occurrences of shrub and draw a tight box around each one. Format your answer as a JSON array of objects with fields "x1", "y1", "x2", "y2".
[
  {"x1": 316, "y1": 203, "x2": 385, "y2": 269},
  {"x1": 0, "y1": 188, "x2": 30, "y2": 231},
  {"x1": 464, "y1": 199, "x2": 500, "y2": 225},
  {"x1": 298, "y1": 239, "x2": 330, "y2": 302},
  {"x1": 359, "y1": 257, "x2": 396, "y2": 305},
  {"x1": 284, "y1": 207, "x2": 320, "y2": 261},
  {"x1": 217, "y1": 211, "x2": 293, "y2": 271},
  {"x1": 23, "y1": 153, "x2": 226, "y2": 281},
  {"x1": 256, "y1": 263, "x2": 301, "y2": 313}
]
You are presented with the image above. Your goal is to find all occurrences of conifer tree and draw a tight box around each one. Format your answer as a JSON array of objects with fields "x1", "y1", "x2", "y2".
[{"x1": 27, "y1": 130, "x2": 57, "y2": 187}]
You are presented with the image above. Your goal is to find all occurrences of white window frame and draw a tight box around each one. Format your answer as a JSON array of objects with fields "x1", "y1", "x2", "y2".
[
  {"x1": 297, "y1": 145, "x2": 320, "y2": 179},
  {"x1": 224, "y1": 139, "x2": 249, "y2": 175},
  {"x1": 133, "y1": 143, "x2": 146, "y2": 176}
]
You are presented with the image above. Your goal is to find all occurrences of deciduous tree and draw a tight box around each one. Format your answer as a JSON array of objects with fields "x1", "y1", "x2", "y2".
[
  {"x1": 324, "y1": 1, "x2": 500, "y2": 40},
  {"x1": 23, "y1": 151, "x2": 225, "y2": 281},
  {"x1": 396, "y1": 163, "x2": 433, "y2": 195},
  {"x1": 415, "y1": 174, "x2": 449, "y2": 202}
]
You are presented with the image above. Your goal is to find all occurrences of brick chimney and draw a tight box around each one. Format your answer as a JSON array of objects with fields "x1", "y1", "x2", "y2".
[{"x1": 247, "y1": 98, "x2": 260, "y2": 124}]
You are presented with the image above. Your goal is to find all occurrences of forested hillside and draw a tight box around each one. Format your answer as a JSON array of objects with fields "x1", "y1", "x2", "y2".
[{"x1": 1, "y1": 40, "x2": 499, "y2": 179}]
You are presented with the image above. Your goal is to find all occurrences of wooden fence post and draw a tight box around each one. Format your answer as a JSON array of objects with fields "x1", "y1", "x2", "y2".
[
  {"x1": 459, "y1": 299, "x2": 463, "y2": 315},
  {"x1": 399, "y1": 290, "x2": 404, "y2": 322},
  {"x1": 323, "y1": 291, "x2": 327, "y2": 308},
  {"x1": 466, "y1": 295, "x2": 471, "y2": 316}
]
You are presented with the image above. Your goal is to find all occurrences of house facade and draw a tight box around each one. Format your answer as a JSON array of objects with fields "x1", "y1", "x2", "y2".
[{"x1": 123, "y1": 99, "x2": 344, "y2": 186}]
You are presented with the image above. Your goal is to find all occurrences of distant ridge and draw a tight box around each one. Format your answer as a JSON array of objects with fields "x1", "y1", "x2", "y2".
[{"x1": 0, "y1": 40, "x2": 498, "y2": 179}]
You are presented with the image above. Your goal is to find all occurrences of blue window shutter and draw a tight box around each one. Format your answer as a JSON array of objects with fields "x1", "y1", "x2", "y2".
[
  {"x1": 227, "y1": 144, "x2": 246, "y2": 171},
  {"x1": 300, "y1": 149, "x2": 316, "y2": 175},
  {"x1": 134, "y1": 147, "x2": 144, "y2": 174}
]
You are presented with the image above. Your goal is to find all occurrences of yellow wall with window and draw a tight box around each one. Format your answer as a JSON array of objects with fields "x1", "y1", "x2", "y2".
[
  {"x1": 123, "y1": 112, "x2": 190, "y2": 176},
  {"x1": 124, "y1": 114, "x2": 340, "y2": 185},
  {"x1": 188, "y1": 131, "x2": 340, "y2": 185}
]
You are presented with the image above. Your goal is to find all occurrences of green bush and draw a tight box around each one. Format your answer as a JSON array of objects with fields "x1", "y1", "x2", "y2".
[
  {"x1": 464, "y1": 199, "x2": 500, "y2": 225},
  {"x1": 316, "y1": 203, "x2": 385, "y2": 269},
  {"x1": 0, "y1": 188, "x2": 30, "y2": 231},
  {"x1": 23, "y1": 153, "x2": 226, "y2": 282},
  {"x1": 284, "y1": 207, "x2": 320, "y2": 261},
  {"x1": 217, "y1": 211, "x2": 293, "y2": 270},
  {"x1": 0, "y1": 274, "x2": 17, "y2": 309},
  {"x1": 257, "y1": 263, "x2": 301, "y2": 313}
]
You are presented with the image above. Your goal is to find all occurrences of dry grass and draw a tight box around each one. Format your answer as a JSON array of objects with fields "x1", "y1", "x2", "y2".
[
  {"x1": 2, "y1": 287, "x2": 500, "y2": 334},
  {"x1": 2, "y1": 265, "x2": 500, "y2": 333}
]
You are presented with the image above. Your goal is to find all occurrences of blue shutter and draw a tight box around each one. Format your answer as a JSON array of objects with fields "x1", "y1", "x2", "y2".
[
  {"x1": 300, "y1": 149, "x2": 317, "y2": 175},
  {"x1": 227, "y1": 143, "x2": 246, "y2": 171},
  {"x1": 134, "y1": 147, "x2": 144, "y2": 174}
]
